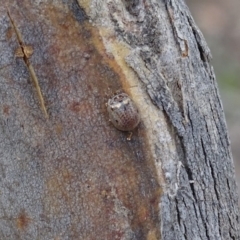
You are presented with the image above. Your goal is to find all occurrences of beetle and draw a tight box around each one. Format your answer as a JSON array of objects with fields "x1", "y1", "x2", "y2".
[{"x1": 107, "y1": 92, "x2": 140, "y2": 140}]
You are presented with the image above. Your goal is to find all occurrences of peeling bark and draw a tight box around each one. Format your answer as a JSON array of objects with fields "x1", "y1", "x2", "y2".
[{"x1": 0, "y1": 0, "x2": 239, "y2": 239}]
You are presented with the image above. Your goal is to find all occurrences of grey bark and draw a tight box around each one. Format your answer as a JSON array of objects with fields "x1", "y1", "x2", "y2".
[
  {"x1": 129, "y1": 1, "x2": 240, "y2": 240},
  {"x1": 0, "y1": 0, "x2": 239, "y2": 239}
]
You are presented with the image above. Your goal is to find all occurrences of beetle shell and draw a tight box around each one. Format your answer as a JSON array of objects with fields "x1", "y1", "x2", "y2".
[{"x1": 107, "y1": 93, "x2": 140, "y2": 131}]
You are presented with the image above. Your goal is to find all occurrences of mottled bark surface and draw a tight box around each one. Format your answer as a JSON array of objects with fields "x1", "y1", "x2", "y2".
[{"x1": 0, "y1": 0, "x2": 239, "y2": 240}]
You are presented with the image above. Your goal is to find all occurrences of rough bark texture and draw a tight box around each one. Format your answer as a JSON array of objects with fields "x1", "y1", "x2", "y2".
[{"x1": 0, "y1": 0, "x2": 239, "y2": 239}]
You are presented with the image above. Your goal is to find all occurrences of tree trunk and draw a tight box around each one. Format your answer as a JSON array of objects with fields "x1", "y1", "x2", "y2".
[{"x1": 0, "y1": 0, "x2": 239, "y2": 239}]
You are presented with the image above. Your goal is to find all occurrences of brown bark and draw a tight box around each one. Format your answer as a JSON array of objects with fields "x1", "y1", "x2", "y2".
[{"x1": 0, "y1": 0, "x2": 239, "y2": 239}]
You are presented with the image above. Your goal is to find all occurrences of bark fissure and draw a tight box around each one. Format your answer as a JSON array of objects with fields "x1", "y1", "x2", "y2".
[
  {"x1": 7, "y1": 10, "x2": 48, "y2": 118},
  {"x1": 176, "y1": 198, "x2": 182, "y2": 227},
  {"x1": 185, "y1": 14, "x2": 212, "y2": 62},
  {"x1": 190, "y1": 26, "x2": 208, "y2": 63}
]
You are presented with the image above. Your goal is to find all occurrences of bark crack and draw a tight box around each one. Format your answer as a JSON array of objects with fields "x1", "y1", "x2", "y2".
[
  {"x1": 7, "y1": 9, "x2": 48, "y2": 119},
  {"x1": 186, "y1": 15, "x2": 212, "y2": 63}
]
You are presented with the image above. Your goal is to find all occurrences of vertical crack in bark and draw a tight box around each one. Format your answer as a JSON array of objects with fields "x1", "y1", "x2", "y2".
[
  {"x1": 175, "y1": 198, "x2": 181, "y2": 226},
  {"x1": 185, "y1": 166, "x2": 196, "y2": 198},
  {"x1": 181, "y1": 197, "x2": 191, "y2": 239},
  {"x1": 186, "y1": 15, "x2": 211, "y2": 63},
  {"x1": 7, "y1": 10, "x2": 48, "y2": 119}
]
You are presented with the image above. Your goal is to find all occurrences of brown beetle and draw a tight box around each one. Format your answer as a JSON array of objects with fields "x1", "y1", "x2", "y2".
[{"x1": 107, "y1": 92, "x2": 140, "y2": 139}]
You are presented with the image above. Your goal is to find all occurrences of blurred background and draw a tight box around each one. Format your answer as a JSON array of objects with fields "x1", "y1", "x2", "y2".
[{"x1": 185, "y1": 0, "x2": 240, "y2": 197}]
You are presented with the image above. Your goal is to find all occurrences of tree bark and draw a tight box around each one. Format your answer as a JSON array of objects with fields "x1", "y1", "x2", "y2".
[{"x1": 0, "y1": 0, "x2": 239, "y2": 239}]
